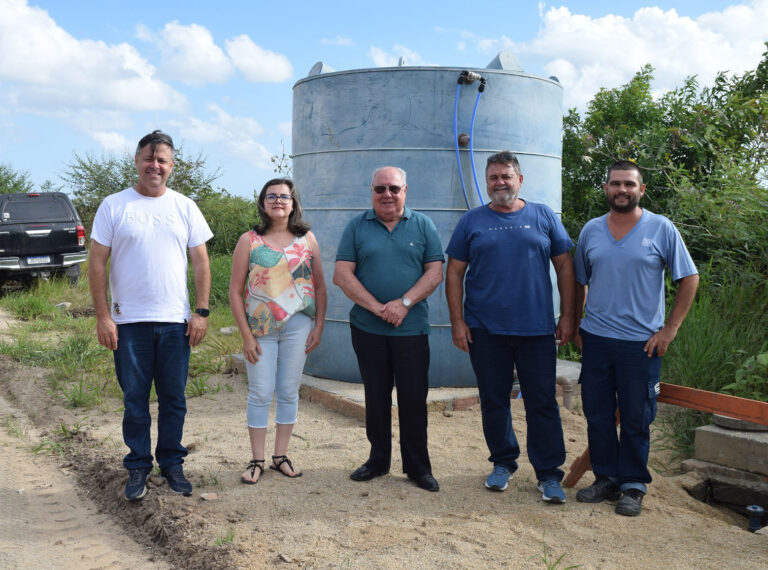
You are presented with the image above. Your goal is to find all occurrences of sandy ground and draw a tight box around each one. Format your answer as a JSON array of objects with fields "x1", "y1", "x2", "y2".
[{"x1": 0, "y1": 308, "x2": 766, "y2": 568}]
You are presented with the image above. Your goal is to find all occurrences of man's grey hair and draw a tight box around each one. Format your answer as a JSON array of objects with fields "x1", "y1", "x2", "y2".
[
  {"x1": 371, "y1": 166, "x2": 407, "y2": 185},
  {"x1": 485, "y1": 151, "x2": 521, "y2": 175},
  {"x1": 135, "y1": 130, "x2": 175, "y2": 156}
]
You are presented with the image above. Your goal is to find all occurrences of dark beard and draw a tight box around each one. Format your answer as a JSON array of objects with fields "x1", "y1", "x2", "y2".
[{"x1": 607, "y1": 194, "x2": 639, "y2": 213}]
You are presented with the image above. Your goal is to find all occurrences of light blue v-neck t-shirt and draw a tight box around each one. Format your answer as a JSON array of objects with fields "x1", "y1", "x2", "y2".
[{"x1": 574, "y1": 210, "x2": 697, "y2": 341}]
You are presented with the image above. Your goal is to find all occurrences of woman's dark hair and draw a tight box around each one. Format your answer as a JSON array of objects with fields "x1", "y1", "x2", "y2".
[{"x1": 253, "y1": 178, "x2": 311, "y2": 237}]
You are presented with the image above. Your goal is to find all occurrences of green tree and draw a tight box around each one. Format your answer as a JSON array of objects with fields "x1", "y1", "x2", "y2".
[
  {"x1": 562, "y1": 43, "x2": 768, "y2": 275},
  {"x1": 0, "y1": 163, "x2": 34, "y2": 194}
]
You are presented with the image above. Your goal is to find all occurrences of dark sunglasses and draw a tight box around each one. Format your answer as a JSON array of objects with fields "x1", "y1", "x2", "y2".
[{"x1": 372, "y1": 185, "x2": 404, "y2": 194}]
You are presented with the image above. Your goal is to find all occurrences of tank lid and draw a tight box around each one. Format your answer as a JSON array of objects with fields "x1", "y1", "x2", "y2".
[
  {"x1": 308, "y1": 61, "x2": 336, "y2": 76},
  {"x1": 485, "y1": 51, "x2": 524, "y2": 72}
]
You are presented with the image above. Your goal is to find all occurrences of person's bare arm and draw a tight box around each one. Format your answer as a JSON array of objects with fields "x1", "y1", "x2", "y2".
[
  {"x1": 552, "y1": 251, "x2": 576, "y2": 345},
  {"x1": 574, "y1": 283, "x2": 588, "y2": 351},
  {"x1": 88, "y1": 240, "x2": 117, "y2": 350},
  {"x1": 445, "y1": 257, "x2": 471, "y2": 352},
  {"x1": 187, "y1": 243, "x2": 211, "y2": 347},
  {"x1": 305, "y1": 231, "x2": 327, "y2": 353},
  {"x1": 229, "y1": 233, "x2": 261, "y2": 364},
  {"x1": 644, "y1": 274, "x2": 699, "y2": 357},
  {"x1": 380, "y1": 261, "x2": 444, "y2": 327},
  {"x1": 333, "y1": 260, "x2": 385, "y2": 315}
]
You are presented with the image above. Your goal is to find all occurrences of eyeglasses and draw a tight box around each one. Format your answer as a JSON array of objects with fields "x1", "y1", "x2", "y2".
[
  {"x1": 265, "y1": 193, "x2": 292, "y2": 203},
  {"x1": 372, "y1": 185, "x2": 404, "y2": 194}
]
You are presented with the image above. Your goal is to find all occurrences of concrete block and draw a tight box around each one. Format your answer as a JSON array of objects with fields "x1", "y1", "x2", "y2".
[
  {"x1": 309, "y1": 388, "x2": 340, "y2": 412},
  {"x1": 231, "y1": 353, "x2": 246, "y2": 376},
  {"x1": 453, "y1": 396, "x2": 480, "y2": 411},
  {"x1": 713, "y1": 414, "x2": 768, "y2": 432},
  {"x1": 694, "y1": 424, "x2": 768, "y2": 476},
  {"x1": 337, "y1": 398, "x2": 366, "y2": 421},
  {"x1": 681, "y1": 458, "x2": 768, "y2": 519}
]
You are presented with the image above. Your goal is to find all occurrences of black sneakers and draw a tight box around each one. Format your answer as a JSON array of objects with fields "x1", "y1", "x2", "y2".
[
  {"x1": 576, "y1": 477, "x2": 622, "y2": 503},
  {"x1": 124, "y1": 467, "x2": 152, "y2": 502},
  {"x1": 615, "y1": 488, "x2": 644, "y2": 516}
]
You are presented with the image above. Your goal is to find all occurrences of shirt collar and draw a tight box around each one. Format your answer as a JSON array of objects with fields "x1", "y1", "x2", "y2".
[{"x1": 365, "y1": 206, "x2": 412, "y2": 221}]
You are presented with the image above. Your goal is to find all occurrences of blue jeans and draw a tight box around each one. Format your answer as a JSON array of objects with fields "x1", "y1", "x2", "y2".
[
  {"x1": 114, "y1": 322, "x2": 190, "y2": 471},
  {"x1": 579, "y1": 329, "x2": 660, "y2": 493},
  {"x1": 245, "y1": 313, "x2": 312, "y2": 428},
  {"x1": 468, "y1": 330, "x2": 565, "y2": 482}
]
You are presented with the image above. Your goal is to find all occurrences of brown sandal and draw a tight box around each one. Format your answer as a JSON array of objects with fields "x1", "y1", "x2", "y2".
[
  {"x1": 269, "y1": 455, "x2": 302, "y2": 478},
  {"x1": 241, "y1": 459, "x2": 264, "y2": 484}
]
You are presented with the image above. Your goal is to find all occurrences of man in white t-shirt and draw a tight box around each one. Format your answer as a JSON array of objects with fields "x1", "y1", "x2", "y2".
[{"x1": 89, "y1": 130, "x2": 213, "y2": 501}]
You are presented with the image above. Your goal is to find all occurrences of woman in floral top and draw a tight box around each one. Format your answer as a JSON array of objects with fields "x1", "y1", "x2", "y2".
[{"x1": 229, "y1": 178, "x2": 327, "y2": 483}]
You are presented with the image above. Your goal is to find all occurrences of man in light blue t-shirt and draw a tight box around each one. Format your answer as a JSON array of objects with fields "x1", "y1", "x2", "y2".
[
  {"x1": 446, "y1": 151, "x2": 575, "y2": 504},
  {"x1": 573, "y1": 160, "x2": 699, "y2": 517}
]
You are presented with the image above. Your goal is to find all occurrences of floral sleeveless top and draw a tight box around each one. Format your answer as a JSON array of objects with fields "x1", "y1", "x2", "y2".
[{"x1": 245, "y1": 231, "x2": 316, "y2": 336}]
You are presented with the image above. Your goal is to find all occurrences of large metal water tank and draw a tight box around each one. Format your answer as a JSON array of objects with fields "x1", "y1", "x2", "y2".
[{"x1": 293, "y1": 52, "x2": 563, "y2": 387}]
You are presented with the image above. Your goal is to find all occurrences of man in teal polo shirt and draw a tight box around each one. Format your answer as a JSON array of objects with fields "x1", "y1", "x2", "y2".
[{"x1": 333, "y1": 166, "x2": 444, "y2": 492}]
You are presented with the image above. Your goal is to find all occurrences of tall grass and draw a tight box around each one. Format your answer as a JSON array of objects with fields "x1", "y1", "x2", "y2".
[{"x1": 664, "y1": 266, "x2": 768, "y2": 399}]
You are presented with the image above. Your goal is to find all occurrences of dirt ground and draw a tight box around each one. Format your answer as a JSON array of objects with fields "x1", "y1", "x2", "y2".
[{"x1": 0, "y1": 309, "x2": 766, "y2": 568}]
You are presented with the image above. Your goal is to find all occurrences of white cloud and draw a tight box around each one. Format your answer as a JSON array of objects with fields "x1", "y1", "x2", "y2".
[
  {"x1": 0, "y1": 0, "x2": 186, "y2": 112},
  {"x1": 321, "y1": 36, "x2": 354, "y2": 46},
  {"x1": 278, "y1": 122, "x2": 292, "y2": 138},
  {"x1": 169, "y1": 104, "x2": 272, "y2": 168},
  {"x1": 90, "y1": 132, "x2": 133, "y2": 153},
  {"x1": 225, "y1": 35, "x2": 293, "y2": 82},
  {"x1": 368, "y1": 45, "x2": 433, "y2": 67},
  {"x1": 144, "y1": 21, "x2": 234, "y2": 86},
  {"x1": 487, "y1": 1, "x2": 768, "y2": 110}
]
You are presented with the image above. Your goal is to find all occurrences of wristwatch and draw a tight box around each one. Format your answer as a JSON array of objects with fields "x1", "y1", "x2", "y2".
[
  {"x1": 401, "y1": 297, "x2": 413, "y2": 308},
  {"x1": 195, "y1": 308, "x2": 210, "y2": 317}
]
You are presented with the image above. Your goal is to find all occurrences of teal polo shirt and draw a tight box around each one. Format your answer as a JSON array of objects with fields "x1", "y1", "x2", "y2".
[{"x1": 336, "y1": 207, "x2": 445, "y2": 336}]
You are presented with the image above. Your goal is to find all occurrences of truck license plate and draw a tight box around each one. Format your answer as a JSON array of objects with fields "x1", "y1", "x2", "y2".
[{"x1": 27, "y1": 256, "x2": 51, "y2": 265}]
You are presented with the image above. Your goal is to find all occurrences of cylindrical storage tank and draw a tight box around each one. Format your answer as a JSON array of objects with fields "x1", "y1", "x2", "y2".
[{"x1": 293, "y1": 52, "x2": 563, "y2": 387}]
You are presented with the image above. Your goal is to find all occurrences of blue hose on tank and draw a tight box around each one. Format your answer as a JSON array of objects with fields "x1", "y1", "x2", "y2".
[
  {"x1": 469, "y1": 79, "x2": 486, "y2": 206},
  {"x1": 453, "y1": 82, "x2": 471, "y2": 209}
]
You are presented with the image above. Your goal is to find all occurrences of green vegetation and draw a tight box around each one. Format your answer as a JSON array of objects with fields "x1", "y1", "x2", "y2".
[
  {"x1": 213, "y1": 526, "x2": 236, "y2": 547},
  {"x1": 1, "y1": 163, "x2": 34, "y2": 194},
  {"x1": 0, "y1": 272, "x2": 240, "y2": 410}
]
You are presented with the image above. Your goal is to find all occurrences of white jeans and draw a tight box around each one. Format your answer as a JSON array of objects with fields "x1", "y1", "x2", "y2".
[{"x1": 245, "y1": 313, "x2": 311, "y2": 428}]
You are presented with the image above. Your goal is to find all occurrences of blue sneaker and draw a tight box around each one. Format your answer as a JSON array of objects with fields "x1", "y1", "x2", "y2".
[
  {"x1": 537, "y1": 480, "x2": 566, "y2": 504},
  {"x1": 162, "y1": 464, "x2": 193, "y2": 496},
  {"x1": 124, "y1": 467, "x2": 152, "y2": 502},
  {"x1": 485, "y1": 465, "x2": 512, "y2": 491}
]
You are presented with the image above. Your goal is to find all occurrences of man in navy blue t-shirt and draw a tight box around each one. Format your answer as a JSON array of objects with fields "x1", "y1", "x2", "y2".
[{"x1": 446, "y1": 151, "x2": 575, "y2": 504}]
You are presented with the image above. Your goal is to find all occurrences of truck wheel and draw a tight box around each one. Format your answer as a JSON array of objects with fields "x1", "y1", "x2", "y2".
[{"x1": 65, "y1": 264, "x2": 81, "y2": 286}]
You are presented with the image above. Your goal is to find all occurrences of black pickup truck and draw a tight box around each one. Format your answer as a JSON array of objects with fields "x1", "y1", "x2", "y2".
[{"x1": 0, "y1": 192, "x2": 87, "y2": 285}]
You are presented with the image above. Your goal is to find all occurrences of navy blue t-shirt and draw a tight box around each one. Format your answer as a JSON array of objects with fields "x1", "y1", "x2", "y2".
[{"x1": 446, "y1": 202, "x2": 573, "y2": 335}]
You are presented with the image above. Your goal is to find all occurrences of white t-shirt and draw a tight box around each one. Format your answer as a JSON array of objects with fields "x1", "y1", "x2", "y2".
[{"x1": 90, "y1": 187, "x2": 213, "y2": 324}]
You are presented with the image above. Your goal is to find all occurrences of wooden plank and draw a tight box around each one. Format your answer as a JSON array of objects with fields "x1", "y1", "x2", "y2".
[
  {"x1": 658, "y1": 383, "x2": 768, "y2": 426},
  {"x1": 563, "y1": 448, "x2": 591, "y2": 488}
]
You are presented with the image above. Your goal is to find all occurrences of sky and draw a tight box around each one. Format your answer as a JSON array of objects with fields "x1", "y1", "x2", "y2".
[{"x1": 1, "y1": 0, "x2": 766, "y2": 198}]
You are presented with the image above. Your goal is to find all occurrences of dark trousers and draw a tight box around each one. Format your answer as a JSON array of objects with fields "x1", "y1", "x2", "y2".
[
  {"x1": 350, "y1": 325, "x2": 432, "y2": 477},
  {"x1": 579, "y1": 329, "x2": 659, "y2": 492},
  {"x1": 468, "y1": 329, "x2": 566, "y2": 482}
]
